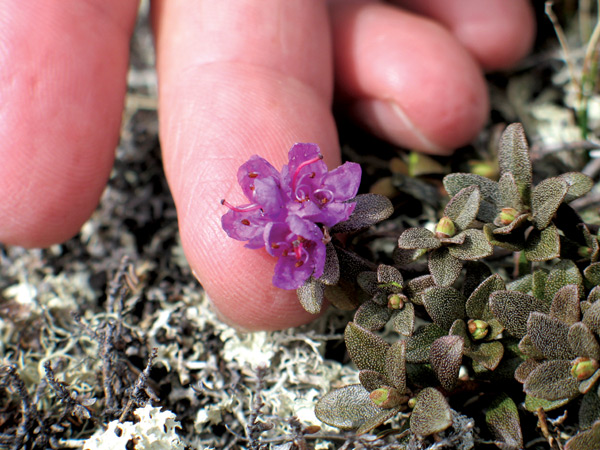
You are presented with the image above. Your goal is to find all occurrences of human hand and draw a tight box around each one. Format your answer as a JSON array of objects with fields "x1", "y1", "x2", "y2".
[{"x1": 0, "y1": 0, "x2": 535, "y2": 330}]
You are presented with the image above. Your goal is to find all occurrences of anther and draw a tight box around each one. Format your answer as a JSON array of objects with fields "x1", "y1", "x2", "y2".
[
  {"x1": 241, "y1": 219, "x2": 250, "y2": 226},
  {"x1": 248, "y1": 172, "x2": 259, "y2": 178},
  {"x1": 292, "y1": 154, "x2": 323, "y2": 196}
]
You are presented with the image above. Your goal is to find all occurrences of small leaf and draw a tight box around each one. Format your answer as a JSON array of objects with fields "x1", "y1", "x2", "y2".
[
  {"x1": 345, "y1": 322, "x2": 389, "y2": 373},
  {"x1": 560, "y1": 172, "x2": 594, "y2": 203},
  {"x1": 498, "y1": 172, "x2": 525, "y2": 212},
  {"x1": 584, "y1": 301, "x2": 600, "y2": 334},
  {"x1": 384, "y1": 341, "x2": 407, "y2": 392},
  {"x1": 485, "y1": 393, "x2": 523, "y2": 450},
  {"x1": 568, "y1": 323, "x2": 600, "y2": 360},
  {"x1": 398, "y1": 227, "x2": 441, "y2": 250},
  {"x1": 565, "y1": 420, "x2": 600, "y2": 450},
  {"x1": 406, "y1": 324, "x2": 447, "y2": 363},
  {"x1": 430, "y1": 336, "x2": 464, "y2": 391},
  {"x1": 466, "y1": 274, "x2": 506, "y2": 320},
  {"x1": 550, "y1": 284, "x2": 581, "y2": 325},
  {"x1": 354, "y1": 301, "x2": 391, "y2": 331},
  {"x1": 585, "y1": 263, "x2": 600, "y2": 286},
  {"x1": 410, "y1": 388, "x2": 453, "y2": 436},
  {"x1": 492, "y1": 213, "x2": 530, "y2": 234},
  {"x1": 524, "y1": 395, "x2": 571, "y2": 412},
  {"x1": 524, "y1": 360, "x2": 580, "y2": 401},
  {"x1": 330, "y1": 194, "x2": 394, "y2": 233},
  {"x1": 297, "y1": 277, "x2": 324, "y2": 314},
  {"x1": 405, "y1": 275, "x2": 435, "y2": 305},
  {"x1": 498, "y1": 123, "x2": 532, "y2": 204},
  {"x1": 465, "y1": 341, "x2": 504, "y2": 371},
  {"x1": 422, "y1": 286, "x2": 466, "y2": 330},
  {"x1": 391, "y1": 302, "x2": 415, "y2": 337},
  {"x1": 532, "y1": 269, "x2": 549, "y2": 300},
  {"x1": 315, "y1": 384, "x2": 397, "y2": 431},
  {"x1": 579, "y1": 391, "x2": 600, "y2": 429},
  {"x1": 515, "y1": 359, "x2": 541, "y2": 383},
  {"x1": 444, "y1": 185, "x2": 481, "y2": 232},
  {"x1": 429, "y1": 247, "x2": 463, "y2": 287},
  {"x1": 463, "y1": 261, "x2": 493, "y2": 298},
  {"x1": 527, "y1": 312, "x2": 574, "y2": 360},
  {"x1": 448, "y1": 229, "x2": 494, "y2": 261},
  {"x1": 484, "y1": 223, "x2": 525, "y2": 252},
  {"x1": 359, "y1": 370, "x2": 389, "y2": 392},
  {"x1": 489, "y1": 291, "x2": 547, "y2": 338},
  {"x1": 376, "y1": 264, "x2": 403, "y2": 293},
  {"x1": 546, "y1": 260, "x2": 583, "y2": 303},
  {"x1": 443, "y1": 173, "x2": 500, "y2": 223},
  {"x1": 531, "y1": 177, "x2": 569, "y2": 230},
  {"x1": 524, "y1": 224, "x2": 561, "y2": 262},
  {"x1": 315, "y1": 243, "x2": 338, "y2": 286},
  {"x1": 518, "y1": 334, "x2": 545, "y2": 359},
  {"x1": 357, "y1": 271, "x2": 380, "y2": 296}
]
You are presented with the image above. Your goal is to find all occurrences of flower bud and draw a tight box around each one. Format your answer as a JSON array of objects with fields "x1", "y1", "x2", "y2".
[
  {"x1": 408, "y1": 397, "x2": 417, "y2": 409},
  {"x1": 571, "y1": 357, "x2": 599, "y2": 381},
  {"x1": 369, "y1": 387, "x2": 406, "y2": 408},
  {"x1": 467, "y1": 319, "x2": 489, "y2": 340},
  {"x1": 388, "y1": 294, "x2": 406, "y2": 310},
  {"x1": 435, "y1": 217, "x2": 456, "y2": 239},
  {"x1": 578, "y1": 246, "x2": 593, "y2": 259},
  {"x1": 498, "y1": 207, "x2": 519, "y2": 226}
]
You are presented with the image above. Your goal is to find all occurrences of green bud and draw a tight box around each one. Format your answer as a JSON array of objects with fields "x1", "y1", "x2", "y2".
[
  {"x1": 498, "y1": 207, "x2": 519, "y2": 226},
  {"x1": 469, "y1": 161, "x2": 497, "y2": 178},
  {"x1": 578, "y1": 246, "x2": 593, "y2": 259},
  {"x1": 369, "y1": 387, "x2": 405, "y2": 409},
  {"x1": 407, "y1": 397, "x2": 417, "y2": 409},
  {"x1": 571, "y1": 357, "x2": 599, "y2": 381},
  {"x1": 388, "y1": 294, "x2": 406, "y2": 310},
  {"x1": 467, "y1": 319, "x2": 489, "y2": 340},
  {"x1": 435, "y1": 216, "x2": 456, "y2": 239}
]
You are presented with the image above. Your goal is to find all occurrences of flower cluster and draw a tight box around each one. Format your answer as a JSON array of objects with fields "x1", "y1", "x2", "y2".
[{"x1": 221, "y1": 143, "x2": 361, "y2": 289}]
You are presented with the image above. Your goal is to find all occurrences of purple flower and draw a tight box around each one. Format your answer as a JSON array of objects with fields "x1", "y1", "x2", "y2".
[{"x1": 221, "y1": 143, "x2": 362, "y2": 290}]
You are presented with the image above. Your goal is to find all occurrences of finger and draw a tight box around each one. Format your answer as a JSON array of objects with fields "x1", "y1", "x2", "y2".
[
  {"x1": 0, "y1": 1, "x2": 138, "y2": 247},
  {"x1": 329, "y1": 1, "x2": 489, "y2": 154},
  {"x1": 392, "y1": 0, "x2": 536, "y2": 71},
  {"x1": 152, "y1": 0, "x2": 338, "y2": 330}
]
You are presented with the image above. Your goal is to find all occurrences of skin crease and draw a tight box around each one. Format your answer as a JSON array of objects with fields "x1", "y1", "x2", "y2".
[{"x1": 0, "y1": 0, "x2": 535, "y2": 330}]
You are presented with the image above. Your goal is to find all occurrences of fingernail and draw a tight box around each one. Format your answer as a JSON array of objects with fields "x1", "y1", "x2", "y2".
[{"x1": 351, "y1": 99, "x2": 446, "y2": 154}]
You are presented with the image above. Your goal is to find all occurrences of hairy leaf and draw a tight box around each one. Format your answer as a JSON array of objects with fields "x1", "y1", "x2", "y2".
[
  {"x1": 391, "y1": 302, "x2": 415, "y2": 337},
  {"x1": 429, "y1": 247, "x2": 463, "y2": 287},
  {"x1": 569, "y1": 322, "x2": 600, "y2": 360},
  {"x1": 532, "y1": 269, "x2": 549, "y2": 300},
  {"x1": 330, "y1": 194, "x2": 394, "y2": 233},
  {"x1": 465, "y1": 341, "x2": 504, "y2": 371},
  {"x1": 448, "y1": 229, "x2": 494, "y2": 261},
  {"x1": 585, "y1": 263, "x2": 600, "y2": 286},
  {"x1": 485, "y1": 393, "x2": 523, "y2": 450},
  {"x1": 498, "y1": 123, "x2": 532, "y2": 204},
  {"x1": 430, "y1": 336, "x2": 464, "y2": 391},
  {"x1": 319, "y1": 242, "x2": 340, "y2": 285},
  {"x1": 422, "y1": 286, "x2": 466, "y2": 330},
  {"x1": 405, "y1": 275, "x2": 435, "y2": 306},
  {"x1": 524, "y1": 224, "x2": 561, "y2": 262},
  {"x1": 583, "y1": 301, "x2": 600, "y2": 334},
  {"x1": 524, "y1": 360, "x2": 580, "y2": 401},
  {"x1": 565, "y1": 420, "x2": 600, "y2": 450},
  {"x1": 518, "y1": 334, "x2": 545, "y2": 359},
  {"x1": 492, "y1": 212, "x2": 530, "y2": 234},
  {"x1": 410, "y1": 388, "x2": 453, "y2": 436},
  {"x1": 489, "y1": 291, "x2": 547, "y2": 338},
  {"x1": 515, "y1": 359, "x2": 542, "y2": 383},
  {"x1": 546, "y1": 260, "x2": 583, "y2": 303},
  {"x1": 463, "y1": 261, "x2": 493, "y2": 298},
  {"x1": 406, "y1": 324, "x2": 447, "y2": 363},
  {"x1": 443, "y1": 173, "x2": 499, "y2": 223},
  {"x1": 550, "y1": 284, "x2": 581, "y2": 325},
  {"x1": 385, "y1": 341, "x2": 407, "y2": 392},
  {"x1": 354, "y1": 301, "x2": 391, "y2": 332},
  {"x1": 345, "y1": 322, "x2": 389, "y2": 373},
  {"x1": 315, "y1": 384, "x2": 397, "y2": 431},
  {"x1": 498, "y1": 172, "x2": 525, "y2": 213},
  {"x1": 524, "y1": 395, "x2": 571, "y2": 412},
  {"x1": 466, "y1": 274, "x2": 506, "y2": 320},
  {"x1": 444, "y1": 185, "x2": 481, "y2": 232},
  {"x1": 325, "y1": 282, "x2": 361, "y2": 310},
  {"x1": 484, "y1": 223, "x2": 525, "y2": 252},
  {"x1": 398, "y1": 227, "x2": 441, "y2": 250},
  {"x1": 377, "y1": 264, "x2": 404, "y2": 293},
  {"x1": 297, "y1": 277, "x2": 324, "y2": 314},
  {"x1": 359, "y1": 370, "x2": 389, "y2": 392},
  {"x1": 527, "y1": 312, "x2": 574, "y2": 360},
  {"x1": 579, "y1": 391, "x2": 600, "y2": 429},
  {"x1": 357, "y1": 271, "x2": 380, "y2": 296},
  {"x1": 560, "y1": 172, "x2": 594, "y2": 203},
  {"x1": 531, "y1": 177, "x2": 568, "y2": 230}
]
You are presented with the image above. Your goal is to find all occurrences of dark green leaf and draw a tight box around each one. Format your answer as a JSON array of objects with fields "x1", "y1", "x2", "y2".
[
  {"x1": 484, "y1": 223, "x2": 525, "y2": 252},
  {"x1": 579, "y1": 391, "x2": 600, "y2": 429},
  {"x1": 385, "y1": 341, "x2": 407, "y2": 392},
  {"x1": 585, "y1": 263, "x2": 600, "y2": 286},
  {"x1": 429, "y1": 248, "x2": 463, "y2": 287},
  {"x1": 443, "y1": 173, "x2": 500, "y2": 223},
  {"x1": 515, "y1": 359, "x2": 541, "y2": 383},
  {"x1": 524, "y1": 395, "x2": 571, "y2": 412},
  {"x1": 448, "y1": 229, "x2": 494, "y2": 261},
  {"x1": 550, "y1": 284, "x2": 581, "y2": 325},
  {"x1": 406, "y1": 324, "x2": 447, "y2": 363},
  {"x1": 489, "y1": 291, "x2": 547, "y2": 338},
  {"x1": 569, "y1": 323, "x2": 600, "y2": 360},
  {"x1": 465, "y1": 341, "x2": 504, "y2": 371},
  {"x1": 546, "y1": 260, "x2": 583, "y2": 303},
  {"x1": 410, "y1": 388, "x2": 453, "y2": 436},
  {"x1": 297, "y1": 276, "x2": 324, "y2": 314},
  {"x1": 498, "y1": 172, "x2": 525, "y2": 212},
  {"x1": 325, "y1": 281, "x2": 361, "y2": 310},
  {"x1": 377, "y1": 264, "x2": 404, "y2": 293},
  {"x1": 444, "y1": 185, "x2": 481, "y2": 232},
  {"x1": 354, "y1": 301, "x2": 391, "y2": 331},
  {"x1": 430, "y1": 336, "x2": 463, "y2": 391},
  {"x1": 518, "y1": 334, "x2": 545, "y2": 359},
  {"x1": 584, "y1": 301, "x2": 600, "y2": 334},
  {"x1": 391, "y1": 302, "x2": 415, "y2": 337},
  {"x1": 422, "y1": 286, "x2": 466, "y2": 330},
  {"x1": 485, "y1": 393, "x2": 523, "y2": 450},
  {"x1": 405, "y1": 275, "x2": 435, "y2": 306},
  {"x1": 559, "y1": 172, "x2": 594, "y2": 203},
  {"x1": 330, "y1": 194, "x2": 394, "y2": 233},
  {"x1": 398, "y1": 227, "x2": 441, "y2": 250},
  {"x1": 524, "y1": 360, "x2": 580, "y2": 401},
  {"x1": 359, "y1": 370, "x2": 388, "y2": 392},
  {"x1": 319, "y1": 242, "x2": 340, "y2": 285},
  {"x1": 565, "y1": 420, "x2": 600, "y2": 450},
  {"x1": 498, "y1": 123, "x2": 532, "y2": 204},
  {"x1": 524, "y1": 224, "x2": 561, "y2": 262},
  {"x1": 531, "y1": 177, "x2": 569, "y2": 230},
  {"x1": 357, "y1": 271, "x2": 379, "y2": 296},
  {"x1": 463, "y1": 261, "x2": 493, "y2": 298},
  {"x1": 466, "y1": 274, "x2": 505, "y2": 320},
  {"x1": 527, "y1": 312, "x2": 574, "y2": 360},
  {"x1": 345, "y1": 322, "x2": 389, "y2": 373}
]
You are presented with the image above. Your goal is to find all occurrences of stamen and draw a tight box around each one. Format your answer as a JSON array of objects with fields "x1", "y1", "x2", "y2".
[
  {"x1": 271, "y1": 243, "x2": 280, "y2": 249},
  {"x1": 221, "y1": 199, "x2": 262, "y2": 213},
  {"x1": 292, "y1": 154, "x2": 323, "y2": 198},
  {"x1": 248, "y1": 172, "x2": 258, "y2": 178},
  {"x1": 241, "y1": 219, "x2": 250, "y2": 226},
  {"x1": 293, "y1": 239, "x2": 303, "y2": 259},
  {"x1": 295, "y1": 260, "x2": 304, "y2": 268}
]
